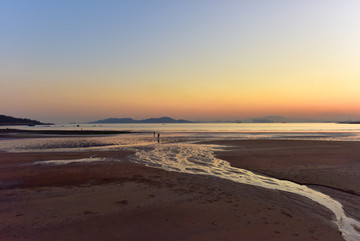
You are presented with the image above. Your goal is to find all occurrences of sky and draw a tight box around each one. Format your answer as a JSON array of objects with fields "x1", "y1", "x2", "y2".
[{"x1": 1, "y1": 0, "x2": 360, "y2": 123}]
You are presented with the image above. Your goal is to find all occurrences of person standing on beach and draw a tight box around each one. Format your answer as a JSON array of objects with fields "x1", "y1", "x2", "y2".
[{"x1": 157, "y1": 133, "x2": 160, "y2": 143}]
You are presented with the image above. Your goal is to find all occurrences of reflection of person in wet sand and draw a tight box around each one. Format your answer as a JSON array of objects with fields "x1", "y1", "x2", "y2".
[{"x1": 157, "y1": 133, "x2": 160, "y2": 143}]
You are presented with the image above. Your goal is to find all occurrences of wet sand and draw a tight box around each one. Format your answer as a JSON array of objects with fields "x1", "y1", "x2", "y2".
[
  {"x1": 0, "y1": 128, "x2": 134, "y2": 138},
  {"x1": 204, "y1": 139, "x2": 360, "y2": 221},
  {"x1": 0, "y1": 141, "x2": 351, "y2": 240}
]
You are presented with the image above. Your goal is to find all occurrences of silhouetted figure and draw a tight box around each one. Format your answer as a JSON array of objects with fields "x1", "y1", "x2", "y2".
[
  {"x1": 153, "y1": 132, "x2": 155, "y2": 137},
  {"x1": 157, "y1": 133, "x2": 160, "y2": 143}
]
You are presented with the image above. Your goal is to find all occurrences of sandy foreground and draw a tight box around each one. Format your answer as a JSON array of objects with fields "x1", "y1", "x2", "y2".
[
  {"x1": 0, "y1": 139, "x2": 358, "y2": 241},
  {"x1": 204, "y1": 140, "x2": 360, "y2": 222}
]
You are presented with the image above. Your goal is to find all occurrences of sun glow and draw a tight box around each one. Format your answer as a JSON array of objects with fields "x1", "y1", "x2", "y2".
[{"x1": 1, "y1": 1, "x2": 360, "y2": 122}]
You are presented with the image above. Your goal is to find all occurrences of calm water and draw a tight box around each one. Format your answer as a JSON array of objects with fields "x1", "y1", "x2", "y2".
[
  {"x1": 1, "y1": 123, "x2": 360, "y2": 152},
  {"x1": 3, "y1": 122, "x2": 360, "y2": 132}
]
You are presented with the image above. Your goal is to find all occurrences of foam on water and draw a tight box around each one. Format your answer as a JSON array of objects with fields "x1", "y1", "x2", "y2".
[{"x1": 133, "y1": 142, "x2": 360, "y2": 241}]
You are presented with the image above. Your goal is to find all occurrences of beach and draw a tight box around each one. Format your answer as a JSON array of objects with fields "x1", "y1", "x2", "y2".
[
  {"x1": 3, "y1": 0, "x2": 360, "y2": 239},
  {"x1": 1, "y1": 136, "x2": 359, "y2": 240},
  {"x1": 205, "y1": 140, "x2": 360, "y2": 221}
]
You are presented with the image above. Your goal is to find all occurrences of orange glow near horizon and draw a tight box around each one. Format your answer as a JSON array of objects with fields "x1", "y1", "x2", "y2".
[
  {"x1": 1, "y1": 1, "x2": 360, "y2": 122},
  {"x1": 2, "y1": 67, "x2": 360, "y2": 122}
]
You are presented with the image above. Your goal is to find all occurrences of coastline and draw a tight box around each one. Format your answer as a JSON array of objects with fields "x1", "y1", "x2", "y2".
[
  {"x1": 1, "y1": 137, "x2": 357, "y2": 240},
  {"x1": 0, "y1": 128, "x2": 135, "y2": 137}
]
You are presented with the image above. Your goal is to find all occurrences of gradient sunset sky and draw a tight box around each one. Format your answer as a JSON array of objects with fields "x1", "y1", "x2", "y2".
[{"x1": 1, "y1": 0, "x2": 359, "y2": 123}]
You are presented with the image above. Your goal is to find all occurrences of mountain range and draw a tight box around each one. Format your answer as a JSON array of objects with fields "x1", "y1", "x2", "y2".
[{"x1": 90, "y1": 117, "x2": 193, "y2": 124}]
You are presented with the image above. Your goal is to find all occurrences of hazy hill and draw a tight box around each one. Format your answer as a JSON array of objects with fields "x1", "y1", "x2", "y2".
[
  {"x1": 249, "y1": 116, "x2": 316, "y2": 123},
  {"x1": 252, "y1": 116, "x2": 286, "y2": 123},
  {"x1": 91, "y1": 118, "x2": 136, "y2": 123},
  {"x1": 0, "y1": 114, "x2": 51, "y2": 126},
  {"x1": 91, "y1": 117, "x2": 193, "y2": 124}
]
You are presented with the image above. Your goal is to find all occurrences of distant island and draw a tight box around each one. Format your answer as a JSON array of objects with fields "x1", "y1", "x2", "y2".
[
  {"x1": 338, "y1": 121, "x2": 360, "y2": 124},
  {"x1": 0, "y1": 114, "x2": 52, "y2": 126},
  {"x1": 90, "y1": 117, "x2": 193, "y2": 124},
  {"x1": 91, "y1": 116, "x2": 323, "y2": 124},
  {"x1": 249, "y1": 115, "x2": 316, "y2": 123}
]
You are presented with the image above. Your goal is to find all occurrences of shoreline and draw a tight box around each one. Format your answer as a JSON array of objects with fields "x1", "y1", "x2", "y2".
[
  {"x1": 1, "y1": 138, "x2": 358, "y2": 240},
  {"x1": 0, "y1": 128, "x2": 137, "y2": 136}
]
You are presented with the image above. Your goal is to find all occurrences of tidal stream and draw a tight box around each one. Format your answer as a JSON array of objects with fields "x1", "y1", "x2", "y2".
[
  {"x1": 133, "y1": 142, "x2": 360, "y2": 241},
  {"x1": 3, "y1": 129, "x2": 360, "y2": 240}
]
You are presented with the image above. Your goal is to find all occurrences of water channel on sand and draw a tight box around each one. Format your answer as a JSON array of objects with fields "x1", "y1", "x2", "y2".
[{"x1": 2, "y1": 124, "x2": 360, "y2": 240}]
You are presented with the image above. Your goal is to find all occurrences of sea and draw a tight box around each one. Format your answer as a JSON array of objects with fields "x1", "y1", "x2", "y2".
[
  {"x1": 1, "y1": 122, "x2": 360, "y2": 152},
  {"x1": 3, "y1": 122, "x2": 360, "y2": 133}
]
